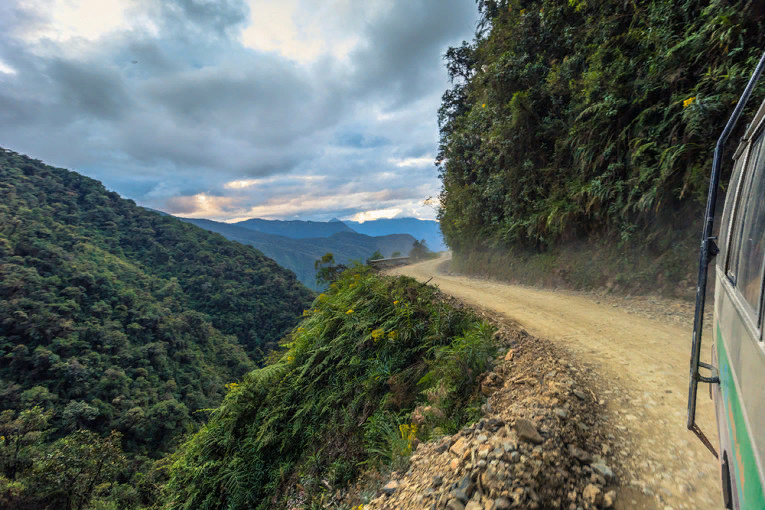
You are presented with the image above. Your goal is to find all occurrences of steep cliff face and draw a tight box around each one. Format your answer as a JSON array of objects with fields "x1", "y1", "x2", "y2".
[{"x1": 437, "y1": 0, "x2": 765, "y2": 254}]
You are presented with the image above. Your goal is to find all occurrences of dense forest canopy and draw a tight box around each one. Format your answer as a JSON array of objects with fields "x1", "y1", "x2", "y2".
[
  {"x1": 438, "y1": 0, "x2": 765, "y2": 252},
  {"x1": 0, "y1": 146, "x2": 314, "y2": 502}
]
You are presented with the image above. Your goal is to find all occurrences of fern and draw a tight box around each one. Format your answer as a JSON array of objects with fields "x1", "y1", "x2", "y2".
[{"x1": 163, "y1": 266, "x2": 495, "y2": 509}]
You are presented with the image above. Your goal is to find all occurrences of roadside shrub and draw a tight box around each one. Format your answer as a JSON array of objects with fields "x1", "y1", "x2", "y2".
[{"x1": 164, "y1": 265, "x2": 495, "y2": 509}]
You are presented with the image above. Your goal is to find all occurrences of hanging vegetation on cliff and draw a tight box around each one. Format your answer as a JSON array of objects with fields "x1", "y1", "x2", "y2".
[{"x1": 437, "y1": 0, "x2": 765, "y2": 252}]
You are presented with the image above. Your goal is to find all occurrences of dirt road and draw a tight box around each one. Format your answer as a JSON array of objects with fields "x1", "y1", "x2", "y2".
[{"x1": 389, "y1": 255, "x2": 722, "y2": 510}]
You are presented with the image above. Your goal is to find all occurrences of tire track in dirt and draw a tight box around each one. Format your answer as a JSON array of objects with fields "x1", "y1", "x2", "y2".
[{"x1": 389, "y1": 255, "x2": 722, "y2": 510}]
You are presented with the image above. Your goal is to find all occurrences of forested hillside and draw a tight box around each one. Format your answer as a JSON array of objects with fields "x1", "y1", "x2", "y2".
[
  {"x1": 438, "y1": 0, "x2": 765, "y2": 255},
  {"x1": 0, "y1": 148, "x2": 314, "y2": 507},
  {"x1": 180, "y1": 217, "x2": 417, "y2": 290}
]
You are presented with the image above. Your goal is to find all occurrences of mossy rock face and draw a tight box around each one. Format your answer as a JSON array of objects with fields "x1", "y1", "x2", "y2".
[
  {"x1": 164, "y1": 265, "x2": 496, "y2": 509},
  {"x1": 437, "y1": 0, "x2": 765, "y2": 253}
]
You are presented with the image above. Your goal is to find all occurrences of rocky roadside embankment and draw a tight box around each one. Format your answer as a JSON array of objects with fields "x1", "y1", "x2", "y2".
[{"x1": 363, "y1": 324, "x2": 625, "y2": 510}]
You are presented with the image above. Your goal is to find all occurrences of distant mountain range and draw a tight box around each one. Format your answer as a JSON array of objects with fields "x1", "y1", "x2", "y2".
[
  {"x1": 232, "y1": 217, "x2": 355, "y2": 238},
  {"x1": 344, "y1": 217, "x2": 446, "y2": 252},
  {"x1": 179, "y1": 218, "x2": 416, "y2": 290}
]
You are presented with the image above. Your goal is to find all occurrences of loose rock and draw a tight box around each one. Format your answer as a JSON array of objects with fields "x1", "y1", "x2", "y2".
[
  {"x1": 603, "y1": 490, "x2": 617, "y2": 508},
  {"x1": 447, "y1": 500, "x2": 466, "y2": 510},
  {"x1": 515, "y1": 419, "x2": 544, "y2": 444},
  {"x1": 591, "y1": 460, "x2": 614, "y2": 479},
  {"x1": 494, "y1": 497, "x2": 512, "y2": 509},
  {"x1": 582, "y1": 484, "x2": 602, "y2": 506},
  {"x1": 381, "y1": 480, "x2": 398, "y2": 495}
]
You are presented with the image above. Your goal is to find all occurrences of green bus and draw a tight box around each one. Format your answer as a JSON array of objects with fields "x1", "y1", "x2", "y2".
[{"x1": 688, "y1": 50, "x2": 765, "y2": 509}]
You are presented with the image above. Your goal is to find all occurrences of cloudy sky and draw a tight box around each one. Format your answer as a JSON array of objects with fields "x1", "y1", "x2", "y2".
[{"x1": 0, "y1": 0, "x2": 477, "y2": 222}]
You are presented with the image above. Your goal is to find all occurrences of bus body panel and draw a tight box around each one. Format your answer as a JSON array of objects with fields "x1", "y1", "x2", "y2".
[
  {"x1": 712, "y1": 107, "x2": 765, "y2": 507},
  {"x1": 713, "y1": 282, "x2": 765, "y2": 508}
]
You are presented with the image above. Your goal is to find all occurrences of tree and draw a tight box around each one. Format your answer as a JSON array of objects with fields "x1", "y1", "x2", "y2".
[
  {"x1": 33, "y1": 429, "x2": 125, "y2": 510},
  {"x1": 0, "y1": 406, "x2": 51, "y2": 480},
  {"x1": 314, "y1": 253, "x2": 347, "y2": 287},
  {"x1": 369, "y1": 250, "x2": 384, "y2": 261},
  {"x1": 408, "y1": 240, "x2": 432, "y2": 262},
  {"x1": 391, "y1": 251, "x2": 402, "y2": 258}
]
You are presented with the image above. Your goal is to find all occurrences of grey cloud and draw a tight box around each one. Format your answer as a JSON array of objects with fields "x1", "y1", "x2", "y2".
[
  {"x1": 142, "y1": 57, "x2": 343, "y2": 145},
  {"x1": 333, "y1": 131, "x2": 390, "y2": 149},
  {"x1": 122, "y1": 40, "x2": 183, "y2": 75},
  {"x1": 47, "y1": 59, "x2": 133, "y2": 120},
  {"x1": 0, "y1": 0, "x2": 50, "y2": 40},
  {"x1": 0, "y1": 0, "x2": 476, "y2": 220},
  {"x1": 348, "y1": 0, "x2": 477, "y2": 107},
  {"x1": 159, "y1": 0, "x2": 250, "y2": 37}
]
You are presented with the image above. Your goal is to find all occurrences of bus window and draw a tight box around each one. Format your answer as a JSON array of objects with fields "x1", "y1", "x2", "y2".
[
  {"x1": 733, "y1": 131, "x2": 765, "y2": 317},
  {"x1": 726, "y1": 137, "x2": 762, "y2": 284},
  {"x1": 719, "y1": 154, "x2": 746, "y2": 265}
]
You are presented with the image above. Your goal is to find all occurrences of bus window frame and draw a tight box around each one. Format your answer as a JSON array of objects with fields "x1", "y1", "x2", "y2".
[
  {"x1": 721, "y1": 151, "x2": 748, "y2": 276},
  {"x1": 724, "y1": 139, "x2": 755, "y2": 287},
  {"x1": 724, "y1": 113, "x2": 765, "y2": 332}
]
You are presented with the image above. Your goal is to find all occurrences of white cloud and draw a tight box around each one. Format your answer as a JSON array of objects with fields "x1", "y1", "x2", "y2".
[
  {"x1": 224, "y1": 174, "x2": 326, "y2": 190},
  {"x1": 0, "y1": 59, "x2": 17, "y2": 75},
  {"x1": 239, "y1": 0, "x2": 388, "y2": 63},
  {"x1": 17, "y1": 0, "x2": 134, "y2": 44},
  {"x1": 388, "y1": 156, "x2": 433, "y2": 168},
  {"x1": 350, "y1": 207, "x2": 402, "y2": 222}
]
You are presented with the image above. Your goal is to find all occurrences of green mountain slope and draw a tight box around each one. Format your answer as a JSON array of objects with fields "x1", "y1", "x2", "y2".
[
  {"x1": 179, "y1": 218, "x2": 417, "y2": 290},
  {"x1": 0, "y1": 147, "x2": 314, "y2": 457},
  {"x1": 233, "y1": 217, "x2": 357, "y2": 238},
  {"x1": 437, "y1": 0, "x2": 765, "y2": 253}
]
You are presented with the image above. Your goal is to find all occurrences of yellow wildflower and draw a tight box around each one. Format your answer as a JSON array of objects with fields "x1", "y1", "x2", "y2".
[
  {"x1": 318, "y1": 293, "x2": 327, "y2": 300},
  {"x1": 330, "y1": 283, "x2": 337, "y2": 289},
  {"x1": 371, "y1": 328, "x2": 385, "y2": 342},
  {"x1": 482, "y1": 104, "x2": 486, "y2": 108},
  {"x1": 388, "y1": 330, "x2": 398, "y2": 341},
  {"x1": 683, "y1": 96, "x2": 696, "y2": 108},
  {"x1": 297, "y1": 327, "x2": 304, "y2": 333},
  {"x1": 399, "y1": 423, "x2": 419, "y2": 453},
  {"x1": 302, "y1": 309, "x2": 310, "y2": 316},
  {"x1": 346, "y1": 309, "x2": 354, "y2": 314},
  {"x1": 354, "y1": 274, "x2": 361, "y2": 280},
  {"x1": 287, "y1": 355, "x2": 294, "y2": 363},
  {"x1": 224, "y1": 382, "x2": 239, "y2": 391},
  {"x1": 393, "y1": 300, "x2": 399, "y2": 305},
  {"x1": 349, "y1": 283, "x2": 356, "y2": 288}
]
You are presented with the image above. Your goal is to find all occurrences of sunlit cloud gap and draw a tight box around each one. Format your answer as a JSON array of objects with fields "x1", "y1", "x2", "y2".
[
  {"x1": 0, "y1": 59, "x2": 17, "y2": 75},
  {"x1": 351, "y1": 208, "x2": 403, "y2": 222},
  {"x1": 17, "y1": 0, "x2": 131, "y2": 43},
  {"x1": 388, "y1": 156, "x2": 433, "y2": 168},
  {"x1": 224, "y1": 175, "x2": 327, "y2": 190}
]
